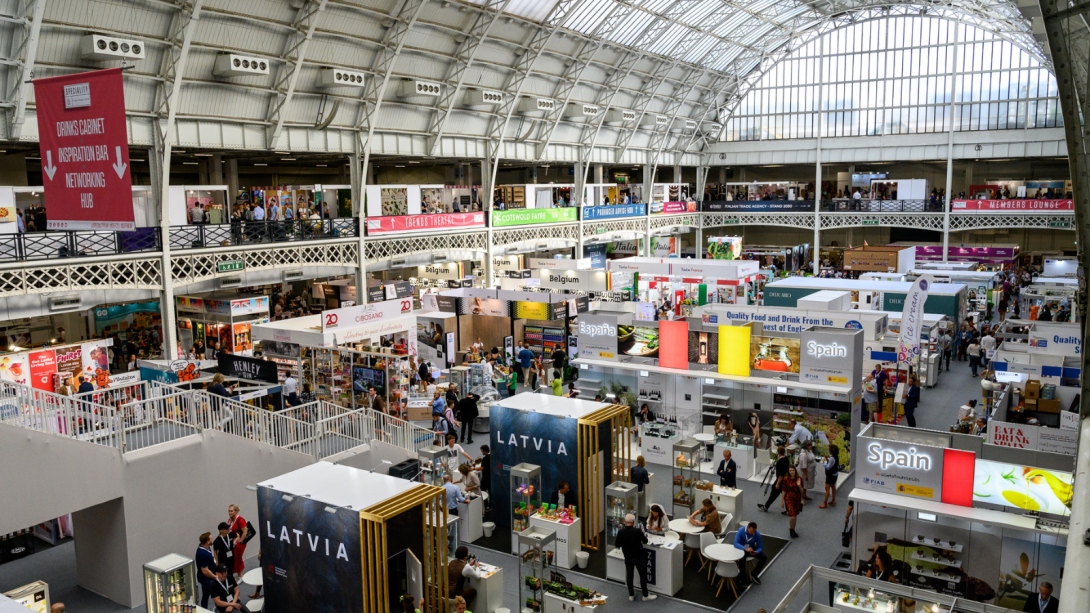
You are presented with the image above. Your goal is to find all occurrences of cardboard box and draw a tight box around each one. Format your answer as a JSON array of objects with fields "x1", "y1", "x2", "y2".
[
  {"x1": 1036, "y1": 399, "x2": 1062, "y2": 414},
  {"x1": 1024, "y1": 398, "x2": 1037, "y2": 410},
  {"x1": 1025, "y1": 380, "x2": 1041, "y2": 399}
]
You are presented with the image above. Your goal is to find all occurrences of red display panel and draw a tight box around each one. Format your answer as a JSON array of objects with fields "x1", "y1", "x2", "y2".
[
  {"x1": 941, "y1": 448, "x2": 976, "y2": 507},
  {"x1": 658, "y1": 320, "x2": 689, "y2": 369}
]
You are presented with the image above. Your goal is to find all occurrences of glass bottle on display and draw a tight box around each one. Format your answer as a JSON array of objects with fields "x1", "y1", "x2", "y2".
[
  {"x1": 510, "y1": 463, "x2": 542, "y2": 534},
  {"x1": 672, "y1": 439, "x2": 702, "y2": 515},
  {"x1": 517, "y1": 526, "x2": 556, "y2": 613},
  {"x1": 418, "y1": 445, "x2": 448, "y2": 486},
  {"x1": 143, "y1": 554, "x2": 196, "y2": 613},
  {"x1": 604, "y1": 481, "x2": 639, "y2": 556}
]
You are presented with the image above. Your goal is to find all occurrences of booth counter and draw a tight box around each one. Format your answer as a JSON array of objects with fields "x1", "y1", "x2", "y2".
[{"x1": 604, "y1": 534, "x2": 683, "y2": 596}]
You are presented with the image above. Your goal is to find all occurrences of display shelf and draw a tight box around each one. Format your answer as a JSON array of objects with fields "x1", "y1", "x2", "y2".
[
  {"x1": 908, "y1": 536, "x2": 963, "y2": 553},
  {"x1": 605, "y1": 482, "x2": 638, "y2": 554},
  {"x1": 638, "y1": 397, "x2": 664, "y2": 403},
  {"x1": 703, "y1": 393, "x2": 731, "y2": 401},
  {"x1": 773, "y1": 408, "x2": 804, "y2": 416},
  {"x1": 909, "y1": 552, "x2": 961, "y2": 569},
  {"x1": 672, "y1": 439, "x2": 701, "y2": 514},
  {"x1": 834, "y1": 592, "x2": 897, "y2": 613},
  {"x1": 907, "y1": 567, "x2": 961, "y2": 583}
]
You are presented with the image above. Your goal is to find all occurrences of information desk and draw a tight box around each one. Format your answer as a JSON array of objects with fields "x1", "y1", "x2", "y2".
[
  {"x1": 605, "y1": 533, "x2": 684, "y2": 595},
  {"x1": 640, "y1": 421, "x2": 681, "y2": 465},
  {"x1": 463, "y1": 562, "x2": 504, "y2": 613},
  {"x1": 457, "y1": 494, "x2": 484, "y2": 542},
  {"x1": 529, "y1": 514, "x2": 583, "y2": 569},
  {"x1": 709, "y1": 486, "x2": 743, "y2": 532}
]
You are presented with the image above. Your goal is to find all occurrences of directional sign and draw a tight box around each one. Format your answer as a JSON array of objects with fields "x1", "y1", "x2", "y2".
[{"x1": 34, "y1": 68, "x2": 134, "y2": 231}]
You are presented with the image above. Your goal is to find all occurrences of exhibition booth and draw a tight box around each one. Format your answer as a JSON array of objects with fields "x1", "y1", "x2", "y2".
[
  {"x1": 252, "y1": 301, "x2": 417, "y2": 411},
  {"x1": 0, "y1": 337, "x2": 141, "y2": 394},
  {"x1": 256, "y1": 463, "x2": 449, "y2": 613},
  {"x1": 608, "y1": 256, "x2": 760, "y2": 309},
  {"x1": 863, "y1": 313, "x2": 951, "y2": 389},
  {"x1": 841, "y1": 246, "x2": 917, "y2": 274},
  {"x1": 175, "y1": 294, "x2": 271, "y2": 356},
  {"x1": 764, "y1": 278, "x2": 969, "y2": 327},
  {"x1": 850, "y1": 422, "x2": 1072, "y2": 608},
  {"x1": 989, "y1": 319, "x2": 1082, "y2": 430},
  {"x1": 893, "y1": 243, "x2": 1021, "y2": 271},
  {"x1": 365, "y1": 184, "x2": 486, "y2": 234},
  {"x1": 861, "y1": 270, "x2": 1002, "y2": 323},
  {"x1": 571, "y1": 306, "x2": 865, "y2": 489},
  {"x1": 1019, "y1": 281, "x2": 1078, "y2": 322}
]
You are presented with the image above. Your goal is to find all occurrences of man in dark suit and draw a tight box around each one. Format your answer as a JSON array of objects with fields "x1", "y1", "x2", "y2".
[
  {"x1": 614, "y1": 514, "x2": 657, "y2": 602},
  {"x1": 1023, "y1": 582, "x2": 1058, "y2": 613},
  {"x1": 549, "y1": 481, "x2": 571, "y2": 508},
  {"x1": 716, "y1": 449, "x2": 737, "y2": 488}
]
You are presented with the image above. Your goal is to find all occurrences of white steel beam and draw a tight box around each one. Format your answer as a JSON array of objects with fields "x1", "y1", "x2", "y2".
[
  {"x1": 265, "y1": 0, "x2": 329, "y2": 146},
  {"x1": 7, "y1": 0, "x2": 44, "y2": 140}
]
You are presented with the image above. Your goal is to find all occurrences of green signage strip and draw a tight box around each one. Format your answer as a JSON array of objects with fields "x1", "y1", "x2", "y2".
[
  {"x1": 492, "y1": 207, "x2": 578, "y2": 227},
  {"x1": 217, "y1": 259, "x2": 246, "y2": 273},
  {"x1": 862, "y1": 219, "x2": 880, "y2": 225},
  {"x1": 1049, "y1": 219, "x2": 1071, "y2": 228}
]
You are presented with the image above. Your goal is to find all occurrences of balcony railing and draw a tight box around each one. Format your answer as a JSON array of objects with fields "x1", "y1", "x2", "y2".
[
  {"x1": 820, "y1": 199, "x2": 940, "y2": 212},
  {"x1": 0, "y1": 227, "x2": 161, "y2": 263},
  {"x1": 169, "y1": 218, "x2": 359, "y2": 251}
]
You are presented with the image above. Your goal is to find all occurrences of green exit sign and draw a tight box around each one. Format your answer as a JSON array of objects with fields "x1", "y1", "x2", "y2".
[
  {"x1": 862, "y1": 219, "x2": 880, "y2": 225},
  {"x1": 596, "y1": 227, "x2": 606, "y2": 234},
  {"x1": 722, "y1": 218, "x2": 739, "y2": 224},
  {"x1": 1049, "y1": 219, "x2": 1071, "y2": 228},
  {"x1": 217, "y1": 259, "x2": 246, "y2": 273}
]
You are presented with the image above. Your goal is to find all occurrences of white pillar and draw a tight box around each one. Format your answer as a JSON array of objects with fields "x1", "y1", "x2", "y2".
[
  {"x1": 482, "y1": 156, "x2": 495, "y2": 288},
  {"x1": 352, "y1": 150, "x2": 368, "y2": 304},
  {"x1": 943, "y1": 20, "x2": 961, "y2": 263},
  {"x1": 813, "y1": 35, "x2": 825, "y2": 274}
]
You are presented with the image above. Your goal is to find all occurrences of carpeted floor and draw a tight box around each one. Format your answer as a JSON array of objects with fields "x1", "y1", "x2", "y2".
[{"x1": 0, "y1": 352, "x2": 981, "y2": 613}]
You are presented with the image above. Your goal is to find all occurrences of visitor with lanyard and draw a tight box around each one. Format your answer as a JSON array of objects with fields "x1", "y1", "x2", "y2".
[
  {"x1": 732, "y1": 522, "x2": 767, "y2": 585},
  {"x1": 209, "y1": 565, "x2": 241, "y2": 613},
  {"x1": 195, "y1": 533, "x2": 217, "y2": 609},
  {"x1": 866, "y1": 550, "x2": 897, "y2": 583},
  {"x1": 212, "y1": 523, "x2": 234, "y2": 571}
]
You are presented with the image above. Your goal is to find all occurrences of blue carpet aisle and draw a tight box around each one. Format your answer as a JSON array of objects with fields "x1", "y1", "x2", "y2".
[{"x1": 0, "y1": 358, "x2": 980, "y2": 613}]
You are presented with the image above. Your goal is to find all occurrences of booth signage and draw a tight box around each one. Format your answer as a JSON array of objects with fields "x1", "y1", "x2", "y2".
[
  {"x1": 566, "y1": 296, "x2": 589, "y2": 317},
  {"x1": 366, "y1": 286, "x2": 385, "y2": 303},
  {"x1": 34, "y1": 68, "x2": 135, "y2": 230},
  {"x1": 898, "y1": 275, "x2": 932, "y2": 366},
  {"x1": 322, "y1": 299, "x2": 412, "y2": 333},
  {"x1": 1029, "y1": 331, "x2": 1081, "y2": 356},
  {"x1": 493, "y1": 255, "x2": 524, "y2": 271},
  {"x1": 582, "y1": 203, "x2": 647, "y2": 220},
  {"x1": 799, "y1": 329, "x2": 862, "y2": 388},
  {"x1": 701, "y1": 200, "x2": 814, "y2": 213},
  {"x1": 219, "y1": 353, "x2": 279, "y2": 384},
  {"x1": 582, "y1": 243, "x2": 607, "y2": 269},
  {"x1": 658, "y1": 320, "x2": 689, "y2": 369},
  {"x1": 217, "y1": 259, "x2": 246, "y2": 273},
  {"x1": 578, "y1": 314, "x2": 619, "y2": 359},
  {"x1": 952, "y1": 199, "x2": 1073, "y2": 211},
  {"x1": 536, "y1": 269, "x2": 611, "y2": 292},
  {"x1": 650, "y1": 202, "x2": 697, "y2": 214},
  {"x1": 230, "y1": 297, "x2": 270, "y2": 317},
  {"x1": 987, "y1": 422, "x2": 1039, "y2": 450},
  {"x1": 365, "y1": 211, "x2": 485, "y2": 234},
  {"x1": 529, "y1": 257, "x2": 593, "y2": 271},
  {"x1": 416, "y1": 263, "x2": 464, "y2": 280},
  {"x1": 435, "y1": 296, "x2": 457, "y2": 313},
  {"x1": 491, "y1": 208, "x2": 578, "y2": 226},
  {"x1": 859, "y1": 439, "x2": 944, "y2": 500}
]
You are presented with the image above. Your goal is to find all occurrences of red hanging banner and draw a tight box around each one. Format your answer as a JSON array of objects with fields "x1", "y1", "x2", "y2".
[{"x1": 34, "y1": 68, "x2": 134, "y2": 230}]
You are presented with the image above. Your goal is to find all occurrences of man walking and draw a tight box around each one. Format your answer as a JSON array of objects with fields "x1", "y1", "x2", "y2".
[
  {"x1": 614, "y1": 514, "x2": 657, "y2": 602},
  {"x1": 758, "y1": 445, "x2": 789, "y2": 512},
  {"x1": 940, "y1": 330, "x2": 953, "y2": 371}
]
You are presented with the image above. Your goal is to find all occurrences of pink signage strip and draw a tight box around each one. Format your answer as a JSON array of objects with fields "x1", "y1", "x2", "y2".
[
  {"x1": 952, "y1": 199, "x2": 1072, "y2": 211},
  {"x1": 365, "y1": 212, "x2": 485, "y2": 234}
]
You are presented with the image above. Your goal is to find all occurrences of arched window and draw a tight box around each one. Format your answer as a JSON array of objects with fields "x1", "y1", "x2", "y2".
[{"x1": 723, "y1": 17, "x2": 1059, "y2": 141}]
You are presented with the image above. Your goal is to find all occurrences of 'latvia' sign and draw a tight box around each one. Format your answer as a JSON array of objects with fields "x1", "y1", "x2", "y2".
[{"x1": 34, "y1": 68, "x2": 134, "y2": 231}]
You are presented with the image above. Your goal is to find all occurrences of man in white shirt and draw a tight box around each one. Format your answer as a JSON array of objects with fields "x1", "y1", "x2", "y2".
[
  {"x1": 980, "y1": 332, "x2": 996, "y2": 368},
  {"x1": 284, "y1": 375, "x2": 299, "y2": 407},
  {"x1": 443, "y1": 434, "x2": 473, "y2": 474},
  {"x1": 788, "y1": 419, "x2": 813, "y2": 445},
  {"x1": 252, "y1": 204, "x2": 265, "y2": 221},
  {"x1": 268, "y1": 199, "x2": 280, "y2": 222},
  {"x1": 852, "y1": 190, "x2": 862, "y2": 200},
  {"x1": 190, "y1": 203, "x2": 205, "y2": 224}
]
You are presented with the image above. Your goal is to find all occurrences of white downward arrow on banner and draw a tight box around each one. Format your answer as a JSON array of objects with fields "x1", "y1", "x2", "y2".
[
  {"x1": 112, "y1": 146, "x2": 127, "y2": 179},
  {"x1": 42, "y1": 151, "x2": 56, "y2": 180}
]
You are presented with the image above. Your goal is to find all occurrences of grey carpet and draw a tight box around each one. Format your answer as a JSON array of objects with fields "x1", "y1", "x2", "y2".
[{"x1": 0, "y1": 358, "x2": 979, "y2": 613}]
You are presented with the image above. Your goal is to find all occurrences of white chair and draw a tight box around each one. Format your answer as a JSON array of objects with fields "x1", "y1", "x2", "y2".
[
  {"x1": 663, "y1": 530, "x2": 680, "y2": 542},
  {"x1": 245, "y1": 598, "x2": 264, "y2": 612},
  {"x1": 718, "y1": 513, "x2": 734, "y2": 537},
  {"x1": 714, "y1": 560, "x2": 741, "y2": 598},
  {"x1": 684, "y1": 532, "x2": 702, "y2": 566},
  {"x1": 698, "y1": 532, "x2": 721, "y2": 578}
]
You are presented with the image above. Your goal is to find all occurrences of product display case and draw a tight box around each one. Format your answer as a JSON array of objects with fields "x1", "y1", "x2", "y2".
[
  {"x1": 672, "y1": 439, "x2": 702, "y2": 514},
  {"x1": 511, "y1": 463, "x2": 542, "y2": 534},
  {"x1": 469, "y1": 363, "x2": 490, "y2": 388},
  {"x1": 143, "y1": 553, "x2": 196, "y2": 613},
  {"x1": 418, "y1": 446, "x2": 447, "y2": 486},
  {"x1": 832, "y1": 583, "x2": 900, "y2": 613},
  {"x1": 605, "y1": 481, "x2": 638, "y2": 553},
  {"x1": 518, "y1": 526, "x2": 556, "y2": 613},
  {"x1": 448, "y1": 366, "x2": 471, "y2": 394}
]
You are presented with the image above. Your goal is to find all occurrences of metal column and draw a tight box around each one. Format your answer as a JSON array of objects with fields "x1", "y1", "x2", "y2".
[
  {"x1": 942, "y1": 19, "x2": 961, "y2": 262},
  {"x1": 813, "y1": 36, "x2": 824, "y2": 274},
  {"x1": 643, "y1": 163, "x2": 653, "y2": 257},
  {"x1": 482, "y1": 156, "x2": 495, "y2": 288},
  {"x1": 351, "y1": 148, "x2": 367, "y2": 303}
]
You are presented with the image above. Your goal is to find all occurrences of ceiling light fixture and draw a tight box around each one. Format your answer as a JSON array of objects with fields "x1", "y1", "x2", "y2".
[
  {"x1": 282, "y1": 157, "x2": 296, "y2": 161},
  {"x1": 316, "y1": 164, "x2": 328, "y2": 167},
  {"x1": 254, "y1": 163, "x2": 268, "y2": 166},
  {"x1": 183, "y1": 162, "x2": 198, "y2": 165},
  {"x1": 194, "y1": 153, "x2": 213, "y2": 157}
]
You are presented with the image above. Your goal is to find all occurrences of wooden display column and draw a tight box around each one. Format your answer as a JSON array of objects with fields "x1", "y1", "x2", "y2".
[{"x1": 577, "y1": 404, "x2": 632, "y2": 550}]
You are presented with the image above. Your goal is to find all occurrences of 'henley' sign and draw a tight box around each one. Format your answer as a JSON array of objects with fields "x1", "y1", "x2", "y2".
[{"x1": 35, "y1": 68, "x2": 134, "y2": 230}]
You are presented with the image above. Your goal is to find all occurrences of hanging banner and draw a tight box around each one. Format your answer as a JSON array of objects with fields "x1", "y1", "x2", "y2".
[
  {"x1": 952, "y1": 199, "x2": 1072, "y2": 211},
  {"x1": 491, "y1": 208, "x2": 578, "y2": 227},
  {"x1": 322, "y1": 298, "x2": 413, "y2": 333},
  {"x1": 218, "y1": 353, "x2": 279, "y2": 384},
  {"x1": 34, "y1": 68, "x2": 134, "y2": 230},
  {"x1": 897, "y1": 274, "x2": 933, "y2": 366},
  {"x1": 28, "y1": 350, "x2": 57, "y2": 392},
  {"x1": 365, "y1": 211, "x2": 485, "y2": 234},
  {"x1": 80, "y1": 340, "x2": 114, "y2": 389}
]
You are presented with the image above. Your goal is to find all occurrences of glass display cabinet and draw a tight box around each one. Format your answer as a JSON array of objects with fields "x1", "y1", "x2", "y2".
[
  {"x1": 143, "y1": 554, "x2": 195, "y2": 613},
  {"x1": 448, "y1": 366, "x2": 470, "y2": 394},
  {"x1": 672, "y1": 439, "x2": 702, "y2": 514},
  {"x1": 517, "y1": 526, "x2": 556, "y2": 613},
  {"x1": 511, "y1": 463, "x2": 542, "y2": 534},
  {"x1": 832, "y1": 583, "x2": 900, "y2": 613},
  {"x1": 605, "y1": 481, "x2": 639, "y2": 553},
  {"x1": 418, "y1": 445, "x2": 447, "y2": 486}
]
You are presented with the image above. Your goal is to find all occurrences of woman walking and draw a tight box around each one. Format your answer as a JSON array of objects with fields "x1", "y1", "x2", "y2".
[
  {"x1": 781, "y1": 466, "x2": 804, "y2": 538},
  {"x1": 819, "y1": 444, "x2": 839, "y2": 508},
  {"x1": 967, "y1": 336, "x2": 982, "y2": 377}
]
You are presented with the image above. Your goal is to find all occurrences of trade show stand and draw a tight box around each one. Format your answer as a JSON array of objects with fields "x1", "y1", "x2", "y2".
[
  {"x1": 462, "y1": 562, "x2": 504, "y2": 613},
  {"x1": 763, "y1": 277, "x2": 969, "y2": 329},
  {"x1": 851, "y1": 423, "x2": 1071, "y2": 604},
  {"x1": 530, "y1": 513, "x2": 582, "y2": 569},
  {"x1": 255, "y1": 463, "x2": 449, "y2": 613}
]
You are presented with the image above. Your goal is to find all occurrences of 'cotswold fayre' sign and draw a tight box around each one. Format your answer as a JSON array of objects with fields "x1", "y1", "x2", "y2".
[{"x1": 492, "y1": 207, "x2": 578, "y2": 227}]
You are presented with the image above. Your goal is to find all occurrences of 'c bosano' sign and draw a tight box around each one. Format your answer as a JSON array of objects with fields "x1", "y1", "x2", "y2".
[{"x1": 322, "y1": 299, "x2": 412, "y2": 333}]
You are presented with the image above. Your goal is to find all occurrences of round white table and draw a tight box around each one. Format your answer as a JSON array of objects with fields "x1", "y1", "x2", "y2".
[
  {"x1": 668, "y1": 517, "x2": 704, "y2": 535},
  {"x1": 704, "y1": 543, "x2": 744, "y2": 562},
  {"x1": 241, "y1": 568, "x2": 263, "y2": 587},
  {"x1": 693, "y1": 433, "x2": 715, "y2": 461}
]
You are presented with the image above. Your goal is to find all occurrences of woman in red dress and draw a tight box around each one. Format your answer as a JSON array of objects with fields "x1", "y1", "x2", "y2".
[
  {"x1": 781, "y1": 465, "x2": 803, "y2": 539},
  {"x1": 227, "y1": 504, "x2": 249, "y2": 578}
]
